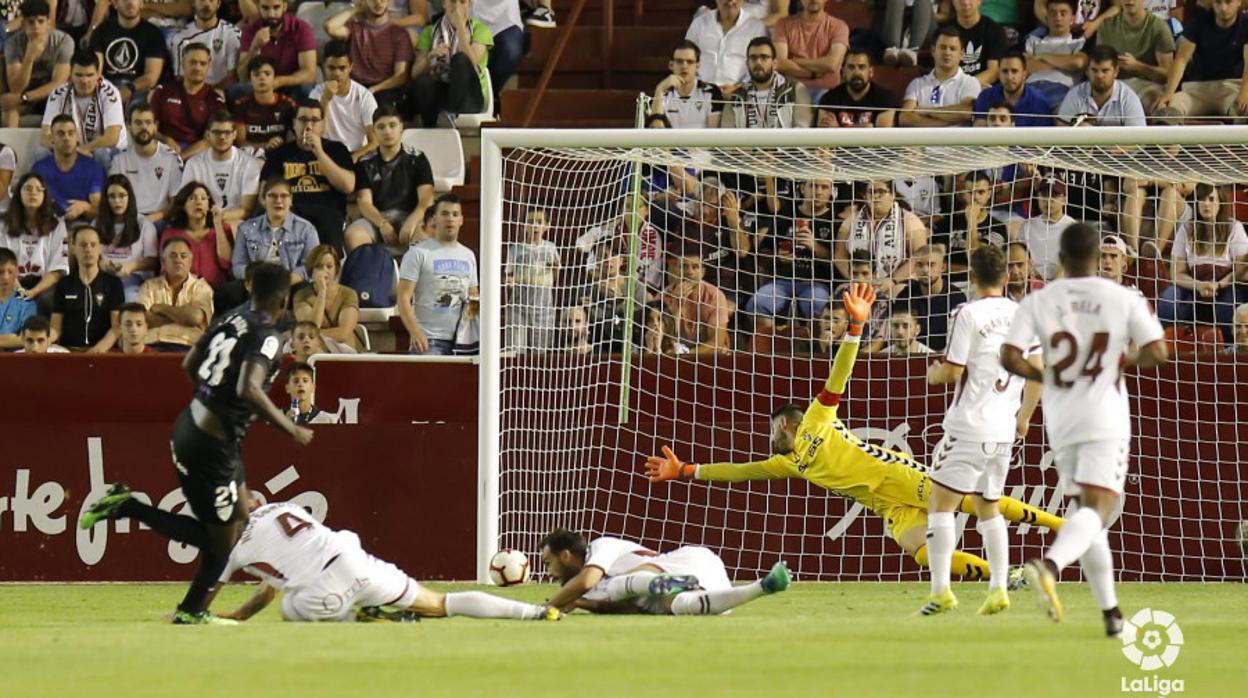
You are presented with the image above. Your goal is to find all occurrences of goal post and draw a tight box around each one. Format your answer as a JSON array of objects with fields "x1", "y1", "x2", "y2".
[{"x1": 477, "y1": 127, "x2": 1248, "y2": 584}]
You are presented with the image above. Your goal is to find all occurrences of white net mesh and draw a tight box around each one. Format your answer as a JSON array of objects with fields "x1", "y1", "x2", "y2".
[{"x1": 493, "y1": 137, "x2": 1248, "y2": 583}]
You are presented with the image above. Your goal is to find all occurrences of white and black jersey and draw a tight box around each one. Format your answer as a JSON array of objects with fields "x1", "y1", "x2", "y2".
[
  {"x1": 109, "y1": 144, "x2": 184, "y2": 216},
  {"x1": 661, "y1": 80, "x2": 723, "y2": 129},
  {"x1": 182, "y1": 147, "x2": 261, "y2": 210},
  {"x1": 43, "y1": 80, "x2": 129, "y2": 151},
  {"x1": 191, "y1": 306, "x2": 283, "y2": 441},
  {"x1": 169, "y1": 18, "x2": 243, "y2": 87}
]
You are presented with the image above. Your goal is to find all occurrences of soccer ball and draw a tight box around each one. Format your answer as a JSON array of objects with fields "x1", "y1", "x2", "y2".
[{"x1": 489, "y1": 549, "x2": 531, "y2": 586}]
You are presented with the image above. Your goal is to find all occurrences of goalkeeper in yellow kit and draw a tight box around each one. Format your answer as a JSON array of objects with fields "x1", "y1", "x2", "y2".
[{"x1": 645, "y1": 283, "x2": 1062, "y2": 583}]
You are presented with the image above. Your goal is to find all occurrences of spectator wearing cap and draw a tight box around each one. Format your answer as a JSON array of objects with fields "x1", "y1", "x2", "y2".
[
  {"x1": 1014, "y1": 177, "x2": 1075, "y2": 280},
  {"x1": 1099, "y1": 234, "x2": 1133, "y2": 285},
  {"x1": 1057, "y1": 45, "x2": 1148, "y2": 126}
]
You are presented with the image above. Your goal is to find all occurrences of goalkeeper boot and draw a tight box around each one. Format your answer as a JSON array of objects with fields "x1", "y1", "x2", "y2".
[
  {"x1": 79, "y1": 483, "x2": 133, "y2": 529},
  {"x1": 918, "y1": 587, "x2": 958, "y2": 616},
  {"x1": 1006, "y1": 565, "x2": 1029, "y2": 591},
  {"x1": 1023, "y1": 558, "x2": 1063, "y2": 623},
  {"x1": 356, "y1": 606, "x2": 421, "y2": 623},
  {"x1": 648, "y1": 574, "x2": 701, "y2": 596},
  {"x1": 760, "y1": 562, "x2": 791, "y2": 594},
  {"x1": 1103, "y1": 607, "x2": 1124, "y2": 638},
  {"x1": 977, "y1": 588, "x2": 1010, "y2": 616},
  {"x1": 171, "y1": 610, "x2": 239, "y2": 626}
]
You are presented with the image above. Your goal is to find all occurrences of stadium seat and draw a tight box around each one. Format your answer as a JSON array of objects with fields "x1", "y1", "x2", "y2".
[
  {"x1": 297, "y1": 1, "x2": 353, "y2": 51},
  {"x1": 357, "y1": 258, "x2": 401, "y2": 324},
  {"x1": 0, "y1": 128, "x2": 47, "y2": 177},
  {"x1": 1192, "y1": 324, "x2": 1225, "y2": 352},
  {"x1": 401, "y1": 128, "x2": 466, "y2": 191},
  {"x1": 453, "y1": 70, "x2": 496, "y2": 128}
]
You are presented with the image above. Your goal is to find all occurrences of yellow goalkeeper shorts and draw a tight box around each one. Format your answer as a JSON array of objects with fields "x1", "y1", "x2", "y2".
[{"x1": 877, "y1": 501, "x2": 927, "y2": 545}]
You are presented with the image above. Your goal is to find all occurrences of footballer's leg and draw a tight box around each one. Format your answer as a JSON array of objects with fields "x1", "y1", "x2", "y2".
[
  {"x1": 919, "y1": 480, "x2": 963, "y2": 616},
  {"x1": 990, "y1": 496, "x2": 1064, "y2": 531},
  {"x1": 975, "y1": 448, "x2": 1012, "y2": 615},
  {"x1": 409, "y1": 587, "x2": 559, "y2": 621},
  {"x1": 667, "y1": 562, "x2": 790, "y2": 615},
  {"x1": 896, "y1": 510, "x2": 990, "y2": 582},
  {"x1": 81, "y1": 483, "x2": 212, "y2": 548}
]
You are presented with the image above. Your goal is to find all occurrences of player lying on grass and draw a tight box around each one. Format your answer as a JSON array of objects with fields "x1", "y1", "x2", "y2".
[
  {"x1": 539, "y1": 528, "x2": 790, "y2": 615},
  {"x1": 197, "y1": 499, "x2": 561, "y2": 622},
  {"x1": 646, "y1": 283, "x2": 1063, "y2": 584}
]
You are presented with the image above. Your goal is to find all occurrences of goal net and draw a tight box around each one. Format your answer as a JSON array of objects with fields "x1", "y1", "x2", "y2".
[{"x1": 478, "y1": 127, "x2": 1248, "y2": 584}]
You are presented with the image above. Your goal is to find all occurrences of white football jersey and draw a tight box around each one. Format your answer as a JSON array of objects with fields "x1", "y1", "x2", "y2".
[
  {"x1": 1003, "y1": 276, "x2": 1165, "y2": 448},
  {"x1": 109, "y1": 144, "x2": 184, "y2": 216},
  {"x1": 582, "y1": 536, "x2": 651, "y2": 576},
  {"x1": 168, "y1": 19, "x2": 243, "y2": 87},
  {"x1": 220, "y1": 502, "x2": 355, "y2": 590},
  {"x1": 182, "y1": 147, "x2": 261, "y2": 210},
  {"x1": 943, "y1": 296, "x2": 1031, "y2": 442}
]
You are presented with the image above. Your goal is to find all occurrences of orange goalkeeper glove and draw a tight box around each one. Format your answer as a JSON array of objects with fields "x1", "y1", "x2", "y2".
[
  {"x1": 644, "y1": 446, "x2": 696, "y2": 482},
  {"x1": 841, "y1": 282, "x2": 877, "y2": 337}
]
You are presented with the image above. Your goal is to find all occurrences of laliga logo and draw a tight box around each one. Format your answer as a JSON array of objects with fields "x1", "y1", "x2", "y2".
[{"x1": 1122, "y1": 608, "x2": 1183, "y2": 670}]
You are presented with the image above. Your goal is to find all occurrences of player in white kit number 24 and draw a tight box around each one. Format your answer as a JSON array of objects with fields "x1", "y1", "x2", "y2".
[
  {"x1": 1000, "y1": 223, "x2": 1168, "y2": 637},
  {"x1": 207, "y1": 501, "x2": 561, "y2": 622}
]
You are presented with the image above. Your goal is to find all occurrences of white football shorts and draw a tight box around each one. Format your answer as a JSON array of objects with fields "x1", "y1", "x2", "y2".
[
  {"x1": 281, "y1": 532, "x2": 421, "y2": 622},
  {"x1": 929, "y1": 435, "x2": 1012, "y2": 501},
  {"x1": 1052, "y1": 438, "x2": 1131, "y2": 497}
]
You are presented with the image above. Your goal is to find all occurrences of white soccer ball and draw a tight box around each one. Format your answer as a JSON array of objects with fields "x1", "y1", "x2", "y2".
[{"x1": 489, "y1": 549, "x2": 531, "y2": 586}]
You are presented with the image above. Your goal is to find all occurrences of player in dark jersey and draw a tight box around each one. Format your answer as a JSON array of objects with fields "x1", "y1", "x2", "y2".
[{"x1": 80, "y1": 263, "x2": 314, "y2": 624}]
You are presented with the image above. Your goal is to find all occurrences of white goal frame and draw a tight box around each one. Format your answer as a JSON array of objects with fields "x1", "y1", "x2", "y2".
[{"x1": 476, "y1": 125, "x2": 1248, "y2": 583}]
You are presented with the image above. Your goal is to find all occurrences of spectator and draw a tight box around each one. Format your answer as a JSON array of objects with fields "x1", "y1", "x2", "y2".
[
  {"x1": 231, "y1": 177, "x2": 317, "y2": 283},
  {"x1": 817, "y1": 49, "x2": 899, "y2": 128},
  {"x1": 260, "y1": 100, "x2": 356, "y2": 250},
  {"x1": 686, "y1": 0, "x2": 770, "y2": 91},
  {"x1": 292, "y1": 244, "x2": 362, "y2": 352},
  {"x1": 811, "y1": 304, "x2": 849, "y2": 356},
  {"x1": 16, "y1": 314, "x2": 68, "y2": 352},
  {"x1": 285, "y1": 361, "x2": 338, "y2": 424},
  {"x1": 51, "y1": 225, "x2": 124, "y2": 351},
  {"x1": 661, "y1": 246, "x2": 734, "y2": 355},
  {"x1": 1154, "y1": 0, "x2": 1248, "y2": 122},
  {"x1": 41, "y1": 49, "x2": 128, "y2": 169},
  {"x1": 899, "y1": 27, "x2": 982, "y2": 127},
  {"x1": 310, "y1": 40, "x2": 379, "y2": 160},
  {"x1": 1024, "y1": 0, "x2": 1088, "y2": 107},
  {"x1": 772, "y1": 0, "x2": 849, "y2": 100},
  {"x1": 1226, "y1": 302, "x2": 1248, "y2": 353},
  {"x1": 932, "y1": 170, "x2": 1011, "y2": 270},
  {"x1": 1099, "y1": 233, "x2": 1133, "y2": 284},
  {"x1": 721, "y1": 37, "x2": 814, "y2": 128},
  {"x1": 973, "y1": 52, "x2": 1057, "y2": 126},
  {"x1": 1, "y1": 0, "x2": 72, "y2": 128},
  {"x1": 504, "y1": 206, "x2": 560, "y2": 354},
  {"x1": 116, "y1": 301, "x2": 152, "y2": 353},
  {"x1": 397, "y1": 193, "x2": 480, "y2": 355},
  {"x1": 287, "y1": 318, "x2": 355, "y2": 359},
  {"x1": 881, "y1": 0, "x2": 936, "y2": 67},
  {"x1": 471, "y1": 0, "x2": 522, "y2": 114},
  {"x1": 32, "y1": 114, "x2": 105, "y2": 224},
  {"x1": 879, "y1": 308, "x2": 934, "y2": 354},
  {"x1": 651, "y1": 40, "x2": 724, "y2": 129},
  {"x1": 1088, "y1": 0, "x2": 1174, "y2": 110},
  {"x1": 108, "y1": 102, "x2": 184, "y2": 223},
  {"x1": 578, "y1": 245, "x2": 646, "y2": 354},
  {"x1": 647, "y1": 177, "x2": 752, "y2": 298},
  {"x1": 1157, "y1": 183, "x2": 1248, "y2": 340},
  {"x1": 137, "y1": 235, "x2": 214, "y2": 349},
  {"x1": 1057, "y1": 45, "x2": 1148, "y2": 125},
  {"x1": 96, "y1": 174, "x2": 158, "y2": 300},
  {"x1": 90, "y1": 0, "x2": 169, "y2": 104},
  {"x1": 231, "y1": 56, "x2": 297, "y2": 156},
  {"x1": 747, "y1": 178, "x2": 835, "y2": 326},
  {"x1": 237, "y1": 0, "x2": 318, "y2": 100},
  {"x1": 944, "y1": 0, "x2": 1009, "y2": 88},
  {"x1": 1034, "y1": 0, "x2": 1107, "y2": 33},
  {"x1": 835, "y1": 180, "x2": 929, "y2": 297},
  {"x1": 0, "y1": 173, "x2": 68, "y2": 314},
  {"x1": 182, "y1": 109, "x2": 261, "y2": 229},
  {"x1": 1005, "y1": 240, "x2": 1044, "y2": 301},
  {"x1": 169, "y1": 0, "x2": 243, "y2": 91},
  {"x1": 526, "y1": 0, "x2": 556, "y2": 28},
  {"x1": 890, "y1": 243, "x2": 968, "y2": 351},
  {"x1": 345, "y1": 105, "x2": 433, "y2": 248},
  {"x1": 0, "y1": 247, "x2": 36, "y2": 349},
  {"x1": 325, "y1": 0, "x2": 413, "y2": 103},
  {"x1": 160, "y1": 181, "x2": 233, "y2": 290},
  {"x1": 555, "y1": 305, "x2": 592, "y2": 355},
  {"x1": 0, "y1": 140, "x2": 14, "y2": 211},
  {"x1": 894, "y1": 176, "x2": 942, "y2": 227},
  {"x1": 405, "y1": 0, "x2": 493, "y2": 127},
  {"x1": 151, "y1": 42, "x2": 227, "y2": 160},
  {"x1": 1015, "y1": 176, "x2": 1075, "y2": 280}
]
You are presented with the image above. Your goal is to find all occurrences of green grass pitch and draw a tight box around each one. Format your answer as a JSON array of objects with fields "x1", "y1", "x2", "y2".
[{"x1": 2, "y1": 582, "x2": 1243, "y2": 697}]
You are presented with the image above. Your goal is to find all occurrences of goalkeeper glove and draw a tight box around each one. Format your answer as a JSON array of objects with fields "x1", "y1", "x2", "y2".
[
  {"x1": 645, "y1": 446, "x2": 696, "y2": 482},
  {"x1": 841, "y1": 282, "x2": 877, "y2": 337}
]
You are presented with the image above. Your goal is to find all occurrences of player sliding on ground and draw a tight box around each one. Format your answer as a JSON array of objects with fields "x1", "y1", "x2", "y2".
[
  {"x1": 539, "y1": 528, "x2": 790, "y2": 615},
  {"x1": 1001, "y1": 223, "x2": 1168, "y2": 637},
  {"x1": 922, "y1": 246, "x2": 1044, "y2": 617},
  {"x1": 204, "y1": 500, "x2": 561, "y2": 622},
  {"x1": 646, "y1": 282, "x2": 1062, "y2": 585}
]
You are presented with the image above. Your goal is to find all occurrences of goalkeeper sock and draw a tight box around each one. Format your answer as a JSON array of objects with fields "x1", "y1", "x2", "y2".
[
  {"x1": 914, "y1": 545, "x2": 990, "y2": 581},
  {"x1": 926, "y1": 512, "x2": 955, "y2": 596},
  {"x1": 977, "y1": 515, "x2": 1010, "y2": 591},
  {"x1": 1080, "y1": 529, "x2": 1118, "y2": 611},
  {"x1": 669, "y1": 582, "x2": 764, "y2": 616},
  {"x1": 995, "y1": 496, "x2": 1064, "y2": 531},
  {"x1": 1045, "y1": 506, "x2": 1103, "y2": 571},
  {"x1": 606, "y1": 572, "x2": 659, "y2": 601},
  {"x1": 117, "y1": 498, "x2": 208, "y2": 548},
  {"x1": 444, "y1": 591, "x2": 543, "y2": 620}
]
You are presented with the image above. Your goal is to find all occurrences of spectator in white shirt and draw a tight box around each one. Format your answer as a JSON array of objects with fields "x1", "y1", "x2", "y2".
[
  {"x1": 108, "y1": 102, "x2": 184, "y2": 224},
  {"x1": 168, "y1": 0, "x2": 242, "y2": 91},
  {"x1": 40, "y1": 48, "x2": 129, "y2": 169},
  {"x1": 1057, "y1": 45, "x2": 1148, "y2": 125},
  {"x1": 310, "y1": 40, "x2": 379, "y2": 161},
  {"x1": 685, "y1": 0, "x2": 769, "y2": 92},
  {"x1": 1014, "y1": 176, "x2": 1076, "y2": 280},
  {"x1": 900, "y1": 27, "x2": 983, "y2": 126},
  {"x1": 651, "y1": 40, "x2": 724, "y2": 128}
]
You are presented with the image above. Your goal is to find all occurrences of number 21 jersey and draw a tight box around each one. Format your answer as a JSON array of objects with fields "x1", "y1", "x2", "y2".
[
  {"x1": 191, "y1": 306, "x2": 283, "y2": 441},
  {"x1": 1003, "y1": 277, "x2": 1165, "y2": 448}
]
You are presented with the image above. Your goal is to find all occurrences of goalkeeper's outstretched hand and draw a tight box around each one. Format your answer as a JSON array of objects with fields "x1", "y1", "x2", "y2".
[
  {"x1": 644, "y1": 446, "x2": 695, "y2": 482},
  {"x1": 842, "y1": 282, "x2": 876, "y2": 333}
]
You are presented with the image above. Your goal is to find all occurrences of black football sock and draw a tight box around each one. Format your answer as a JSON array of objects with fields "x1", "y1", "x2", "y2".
[{"x1": 117, "y1": 499, "x2": 209, "y2": 548}]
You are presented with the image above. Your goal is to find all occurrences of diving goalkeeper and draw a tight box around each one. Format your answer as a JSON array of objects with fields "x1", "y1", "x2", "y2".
[{"x1": 645, "y1": 283, "x2": 1062, "y2": 582}]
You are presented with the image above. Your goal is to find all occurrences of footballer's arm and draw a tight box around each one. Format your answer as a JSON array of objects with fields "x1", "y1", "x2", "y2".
[
  {"x1": 546, "y1": 565, "x2": 606, "y2": 612},
  {"x1": 1000, "y1": 344, "x2": 1044, "y2": 382},
  {"x1": 217, "y1": 582, "x2": 278, "y2": 621}
]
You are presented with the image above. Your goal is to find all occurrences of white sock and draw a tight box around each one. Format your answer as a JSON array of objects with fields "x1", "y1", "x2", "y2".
[
  {"x1": 977, "y1": 515, "x2": 1010, "y2": 591},
  {"x1": 606, "y1": 571, "x2": 659, "y2": 601},
  {"x1": 926, "y1": 512, "x2": 955, "y2": 596},
  {"x1": 1045, "y1": 506, "x2": 1103, "y2": 571},
  {"x1": 444, "y1": 591, "x2": 543, "y2": 620},
  {"x1": 1080, "y1": 529, "x2": 1118, "y2": 611},
  {"x1": 669, "y1": 581, "x2": 764, "y2": 616}
]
